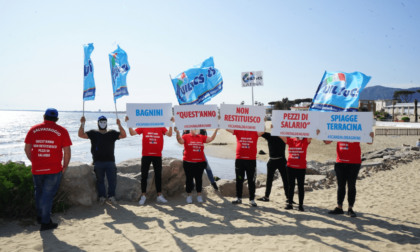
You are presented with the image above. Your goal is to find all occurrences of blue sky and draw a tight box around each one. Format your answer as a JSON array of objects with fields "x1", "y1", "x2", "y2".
[{"x1": 0, "y1": 0, "x2": 419, "y2": 111}]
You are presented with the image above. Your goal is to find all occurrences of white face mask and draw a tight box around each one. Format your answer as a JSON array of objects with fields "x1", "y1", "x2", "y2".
[{"x1": 98, "y1": 120, "x2": 107, "y2": 130}]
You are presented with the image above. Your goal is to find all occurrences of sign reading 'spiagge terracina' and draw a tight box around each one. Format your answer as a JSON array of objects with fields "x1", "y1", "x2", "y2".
[
  {"x1": 126, "y1": 103, "x2": 173, "y2": 128},
  {"x1": 317, "y1": 112, "x2": 373, "y2": 143},
  {"x1": 219, "y1": 104, "x2": 265, "y2": 132},
  {"x1": 174, "y1": 105, "x2": 219, "y2": 130},
  {"x1": 271, "y1": 111, "x2": 319, "y2": 138}
]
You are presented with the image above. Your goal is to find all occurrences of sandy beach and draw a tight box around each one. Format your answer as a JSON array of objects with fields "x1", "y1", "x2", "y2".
[{"x1": 1, "y1": 124, "x2": 420, "y2": 251}]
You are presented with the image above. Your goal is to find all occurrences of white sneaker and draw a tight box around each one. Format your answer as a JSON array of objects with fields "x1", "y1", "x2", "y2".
[
  {"x1": 197, "y1": 195, "x2": 203, "y2": 203},
  {"x1": 99, "y1": 197, "x2": 106, "y2": 205},
  {"x1": 186, "y1": 195, "x2": 193, "y2": 204},
  {"x1": 157, "y1": 195, "x2": 168, "y2": 203},
  {"x1": 109, "y1": 196, "x2": 117, "y2": 205},
  {"x1": 139, "y1": 195, "x2": 146, "y2": 205}
]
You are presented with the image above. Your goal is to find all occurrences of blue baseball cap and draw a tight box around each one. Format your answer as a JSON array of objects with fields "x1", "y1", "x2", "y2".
[
  {"x1": 98, "y1": 116, "x2": 107, "y2": 121},
  {"x1": 45, "y1": 108, "x2": 58, "y2": 118}
]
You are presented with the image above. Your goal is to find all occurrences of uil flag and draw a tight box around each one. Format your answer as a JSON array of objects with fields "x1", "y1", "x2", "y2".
[
  {"x1": 83, "y1": 43, "x2": 95, "y2": 101},
  {"x1": 309, "y1": 71, "x2": 371, "y2": 112},
  {"x1": 171, "y1": 57, "x2": 223, "y2": 105},
  {"x1": 109, "y1": 45, "x2": 130, "y2": 103}
]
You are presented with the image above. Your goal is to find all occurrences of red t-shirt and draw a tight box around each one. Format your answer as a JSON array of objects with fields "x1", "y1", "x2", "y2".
[
  {"x1": 286, "y1": 138, "x2": 310, "y2": 169},
  {"x1": 135, "y1": 127, "x2": 168, "y2": 157},
  {"x1": 182, "y1": 134, "x2": 207, "y2": 162},
  {"x1": 24, "y1": 121, "x2": 72, "y2": 175},
  {"x1": 336, "y1": 142, "x2": 361, "y2": 164},
  {"x1": 233, "y1": 130, "x2": 259, "y2": 160}
]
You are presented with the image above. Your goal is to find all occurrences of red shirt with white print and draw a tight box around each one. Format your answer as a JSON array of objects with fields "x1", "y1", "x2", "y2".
[
  {"x1": 336, "y1": 142, "x2": 361, "y2": 164},
  {"x1": 24, "y1": 121, "x2": 72, "y2": 175},
  {"x1": 135, "y1": 127, "x2": 168, "y2": 157},
  {"x1": 286, "y1": 137, "x2": 310, "y2": 169},
  {"x1": 182, "y1": 134, "x2": 207, "y2": 162},
  {"x1": 233, "y1": 130, "x2": 259, "y2": 160}
]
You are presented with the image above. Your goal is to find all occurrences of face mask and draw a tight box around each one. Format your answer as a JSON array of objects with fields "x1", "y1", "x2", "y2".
[{"x1": 98, "y1": 120, "x2": 107, "y2": 130}]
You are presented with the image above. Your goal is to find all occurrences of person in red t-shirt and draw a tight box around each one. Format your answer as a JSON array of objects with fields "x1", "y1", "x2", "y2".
[
  {"x1": 24, "y1": 108, "x2": 72, "y2": 231},
  {"x1": 225, "y1": 129, "x2": 265, "y2": 207},
  {"x1": 175, "y1": 127, "x2": 218, "y2": 204},
  {"x1": 323, "y1": 132, "x2": 374, "y2": 218}
]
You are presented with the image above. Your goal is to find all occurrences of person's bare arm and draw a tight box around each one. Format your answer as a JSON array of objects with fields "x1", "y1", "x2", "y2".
[
  {"x1": 117, "y1": 119, "x2": 127, "y2": 139},
  {"x1": 206, "y1": 129, "x2": 218, "y2": 143},
  {"x1": 226, "y1": 129, "x2": 234, "y2": 134},
  {"x1": 165, "y1": 117, "x2": 174, "y2": 137},
  {"x1": 78, "y1": 117, "x2": 88, "y2": 139},
  {"x1": 174, "y1": 127, "x2": 184, "y2": 144},
  {"x1": 279, "y1": 136, "x2": 287, "y2": 143},
  {"x1": 307, "y1": 138, "x2": 312, "y2": 144},
  {"x1": 367, "y1": 132, "x2": 374, "y2": 145},
  {"x1": 63, "y1": 146, "x2": 71, "y2": 173},
  {"x1": 24, "y1": 144, "x2": 32, "y2": 161},
  {"x1": 323, "y1": 140, "x2": 333, "y2": 145},
  {"x1": 125, "y1": 116, "x2": 138, "y2": 136}
]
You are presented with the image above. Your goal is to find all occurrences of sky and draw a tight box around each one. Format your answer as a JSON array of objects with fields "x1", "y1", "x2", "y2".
[{"x1": 0, "y1": 0, "x2": 419, "y2": 111}]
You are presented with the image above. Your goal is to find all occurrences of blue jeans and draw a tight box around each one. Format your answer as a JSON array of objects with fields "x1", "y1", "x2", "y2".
[
  {"x1": 205, "y1": 156, "x2": 215, "y2": 184},
  {"x1": 33, "y1": 172, "x2": 62, "y2": 224},
  {"x1": 94, "y1": 161, "x2": 117, "y2": 198}
]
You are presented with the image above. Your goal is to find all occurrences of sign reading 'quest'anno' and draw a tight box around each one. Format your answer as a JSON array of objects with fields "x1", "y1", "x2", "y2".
[
  {"x1": 271, "y1": 111, "x2": 319, "y2": 138},
  {"x1": 174, "y1": 105, "x2": 219, "y2": 130},
  {"x1": 219, "y1": 104, "x2": 265, "y2": 132}
]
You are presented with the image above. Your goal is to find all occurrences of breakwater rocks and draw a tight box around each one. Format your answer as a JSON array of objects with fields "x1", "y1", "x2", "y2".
[{"x1": 61, "y1": 157, "x2": 210, "y2": 206}]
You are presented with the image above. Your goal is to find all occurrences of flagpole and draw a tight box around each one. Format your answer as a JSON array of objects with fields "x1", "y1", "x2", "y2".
[
  {"x1": 252, "y1": 85, "x2": 254, "y2": 106},
  {"x1": 114, "y1": 102, "x2": 118, "y2": 119}
]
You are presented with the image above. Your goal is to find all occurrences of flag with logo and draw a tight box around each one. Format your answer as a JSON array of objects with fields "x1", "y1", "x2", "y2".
[
  {"x1": 171, "y1": 57, "x2": 223, "y2": 105},
  {"x1": 83, "y1": 43, "x2": 95, "y2": 101},
  {"x1": 309, "y1": 71, "x2": 371, "y2": 112},
  {"x1": 109, "y1": 45, "x2": 130, "y2": 103}
]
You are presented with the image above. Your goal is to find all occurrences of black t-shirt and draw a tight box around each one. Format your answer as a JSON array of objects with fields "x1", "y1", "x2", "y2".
[
  {"x1": 261, "y1": 132, "x2": 286, "y2": 159},
  {"x1": 86, "y1": 130, "x2": 120, "y2": 162}
]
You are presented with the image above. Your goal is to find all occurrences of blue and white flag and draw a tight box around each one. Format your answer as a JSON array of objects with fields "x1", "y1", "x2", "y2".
[
  {"x1": 309, "y1": 71, "x2": 371, "y2": 112},
  {"x1": 83, "y1": 43, "x2": 95, "y2": 101},
  {"x1": 109, "y1": 45, "x2": 130, "y2": 103},
  {"x1": 171, "y1": 57, "x2": 223, "y2": 105}
]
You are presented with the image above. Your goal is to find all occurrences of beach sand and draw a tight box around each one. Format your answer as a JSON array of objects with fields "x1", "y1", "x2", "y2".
[{"x1": 1, "y1": 124, "x2": 420, "y2": 251}]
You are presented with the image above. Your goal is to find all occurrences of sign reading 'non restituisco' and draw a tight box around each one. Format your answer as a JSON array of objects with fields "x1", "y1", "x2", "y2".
[
  {"x1": 219, "y1": 104, "x2": 266, "y2": 132},
  {"x1": 241, "y1": 71, "x2": 264, "y2": 87}
]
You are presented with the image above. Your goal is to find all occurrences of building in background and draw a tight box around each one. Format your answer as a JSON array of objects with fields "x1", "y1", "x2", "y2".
[
  {"x1": 375, "y1": 99, "x2": 393, "y2": 111},
  {"x1": 383, "y1": 103, "x2": 417, "y2": 116},
  {"x1": 358, "y1": 100, "x2": 376, "y2": 111}
]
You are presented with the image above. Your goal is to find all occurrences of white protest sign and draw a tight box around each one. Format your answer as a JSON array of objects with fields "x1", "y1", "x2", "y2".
[
  {"x1": 220, "y1": 104, "x2": 265, "y2": 132},
  {"x1": 317, "y1": 112, "x2": 373, "y2": 143},
  {"x1": 126, "y1": 103, "x2": 173, "y2": 128},
  {"x1": 241, "y1": 71, "x2": 264, "y2": 87},
  {"x1": 271, "y1": 111, "x2": 319, "y2": 137},
  {"x1": 174, "y1": 105, "x2": 219, "y2": 130}
]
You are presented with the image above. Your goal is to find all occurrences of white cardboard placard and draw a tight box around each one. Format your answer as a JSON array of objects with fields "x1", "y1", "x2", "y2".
[
  {"x1": 220, "y1": 104, "x2": 265, "y2": 132},
  {"x1": 174, "y1": 105, "x2": 219, "y2": 130},
  {"x1": 317, "y1": 112, "x2": 373, "y2": 143},
  {"x1": 126, "y1": 103, "x2": 173, "y2": 128},
  {"x1": 271, "y1": 111, "x2": 319, "y2": 137}
]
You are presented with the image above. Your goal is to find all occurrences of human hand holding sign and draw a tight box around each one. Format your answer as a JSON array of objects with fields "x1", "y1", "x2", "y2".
[{"x1": 125, "y1": 116, "x2": 129, "y2": 122}]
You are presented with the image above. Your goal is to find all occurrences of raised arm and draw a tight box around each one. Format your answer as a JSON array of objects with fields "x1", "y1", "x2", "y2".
[
  {"x1": 279, "y1": 136, "x2": 287, "y2": 143},
  {"x1": 117, "y1": 119, "x2": 127, "y2": 139},
  {"x1": 125, "y1": 116, "x2": 138, "y2": 136},
  {"x1": 174, "y1": 127, "x2": 185, "y2": 144},
  {"x1": 78, "y1": 117, "x2": 88, "y2": 139},
  {"x1": 165, "y1": 117, "x2": 174, "y2": 137},
  {"x1": 225, "y1": 129, "x2": 234, "y2": 134},
  {"x1": 206, "y1": 129, "x2": 219, "y2": 143},
  {"x1": 367, "y1": 132, "x2": 374, "y2": 145}
]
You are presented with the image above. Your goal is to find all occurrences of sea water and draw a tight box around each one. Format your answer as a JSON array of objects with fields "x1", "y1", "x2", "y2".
[{"x1": 0, "y1": 110, "x2": 266, "y2": 179}]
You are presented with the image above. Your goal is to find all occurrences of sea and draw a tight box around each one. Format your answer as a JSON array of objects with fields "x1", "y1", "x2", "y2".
[{"x1": 0, "y1": 110, "x2": 266, "y2": 179}]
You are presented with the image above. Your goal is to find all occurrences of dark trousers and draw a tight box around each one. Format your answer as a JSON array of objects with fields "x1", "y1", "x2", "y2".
[
  {"x1": 265, "y1": 158, "x2": 288, "y2": 198},
  {"x1": 94, "y1": 161, "x2": 117, "y2": 198},
  {"x1": 287, "y1": 167, "x2": 306, "y2": 206},
  {"x1": 183, "y1": 161, "x2": 207, "y2": 193},
  {"x1": 141, "y1": 156, "x2": 163, "y2": 193},
  {"x1": 33, "y1": 172, "x2": 62, "y2": 224},
  {"x1": 335, "y1": 163, "x2": 361, "y2": 207},
  {"x1": 235, "y1": 159, "x2": 257, "y2": 200}
]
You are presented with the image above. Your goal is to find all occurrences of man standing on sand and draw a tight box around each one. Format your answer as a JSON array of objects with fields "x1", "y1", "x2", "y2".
[
  {"x1": 125, "y1": 116, "x2": 173, "y2": 205},
  {"x1": 323, "y1": 132, "x2": 374, "y2": 217},
  {"x1": 78, "y1": 115, "x2": 127, "y2": 205},
  {"x1": 24, "y1": 108, "x2": 72, "y2": 231},
  {"x1": 225, "y1": 128, "x2": 265, "y2": 207}
]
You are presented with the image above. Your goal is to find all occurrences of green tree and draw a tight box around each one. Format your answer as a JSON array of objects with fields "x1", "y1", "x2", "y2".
[{"x1": 394, "y1": 91, "x2": 415, "y2": 103}]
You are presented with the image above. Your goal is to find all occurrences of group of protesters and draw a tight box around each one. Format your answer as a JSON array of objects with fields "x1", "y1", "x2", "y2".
[{"x1": 24, "y1": 108, "x2": 373, "y2": 231}]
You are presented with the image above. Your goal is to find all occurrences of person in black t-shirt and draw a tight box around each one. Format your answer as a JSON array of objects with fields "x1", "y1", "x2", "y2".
[
  {"x1": 257, "y1": 132, "x2": 293, "y2": 204},
  {"x1": 78, "y1": 115, "x2": 127, "y2": 205}
]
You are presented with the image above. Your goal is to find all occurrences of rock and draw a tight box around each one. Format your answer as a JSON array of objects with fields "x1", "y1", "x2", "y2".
[
  {"x1": 361, "y1": 161, "x2": 383, "y2": 168},
  {"x1": 306, "y1": 168, "x2": 321, "y2": 175},
  {"x1": 61, "y1": 162, "x2": 97, "y2": 206},
  {"x1": 383, "y1": 155, "x2": 399, "y2": 160},
  {"x1": 411, "y1": 147, "x2": 420, "y2": 151},
  {"x1": 273, "y1": 170, "x2": 280, "y2": 180},
  {"x1": 304, "y1": 186, "x2": 313, "y2": 191},
  {"x1": 258, "y1": 150, "x2": 267, "y2": 155},
  {"x1": 326, "y1": 169, "x2": 336, "y2": 178},
  {"x1": 113, "y1": 173, "x2": 142, "y2": 201},
  {"x1": 364, "y1": 150, "x2": 384, "y2": 160},
  {"x1": 217, "y1": 179, "x2": 249, "y2": 197},
  {"x1": 326, "y1": 159, "x2": 336, "y2": 165},
  {"x1": 117, "y1": 158, "x2": 142, "y2": 174}
]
